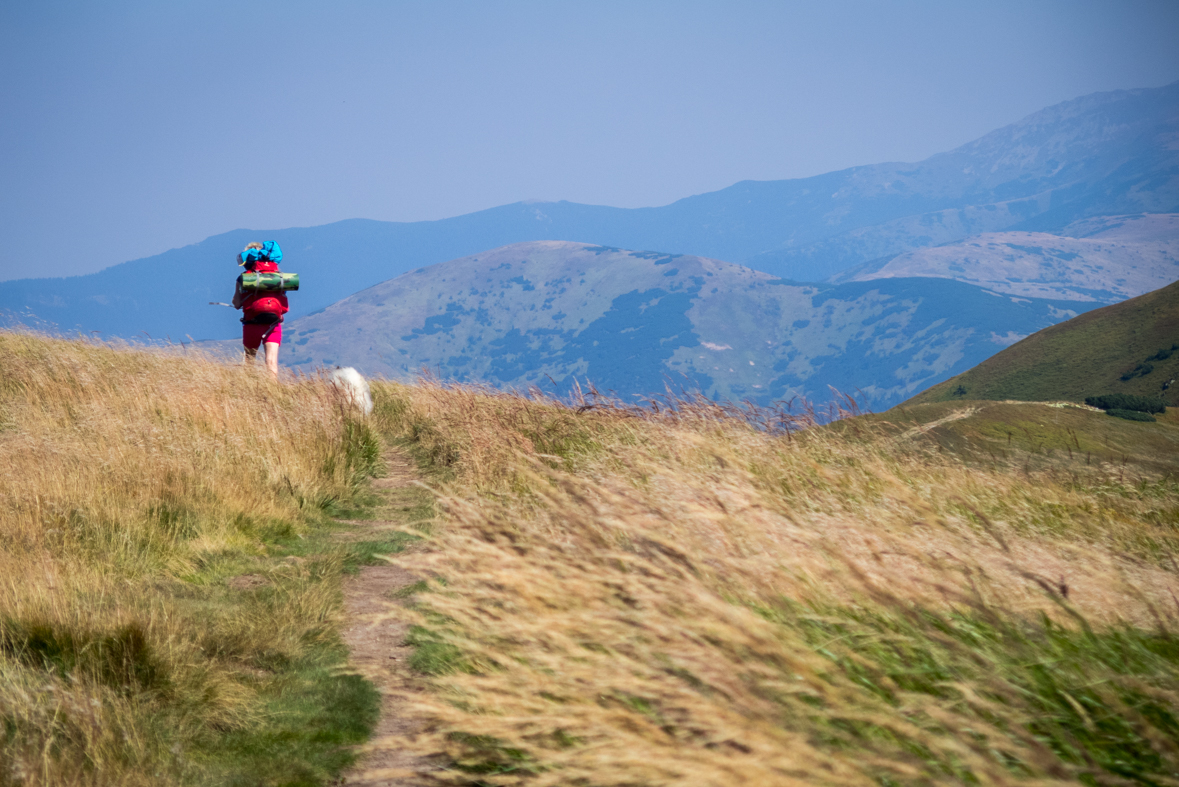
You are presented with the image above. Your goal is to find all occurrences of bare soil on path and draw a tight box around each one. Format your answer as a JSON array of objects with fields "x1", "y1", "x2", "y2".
[{"x1": 337, "y1": 448, "x2": 434, "y2": 786}]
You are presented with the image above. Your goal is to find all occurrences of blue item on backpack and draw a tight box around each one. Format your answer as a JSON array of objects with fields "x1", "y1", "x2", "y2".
[{"x1": 236, "y1": 240, "x2": 283, "y2": 266}]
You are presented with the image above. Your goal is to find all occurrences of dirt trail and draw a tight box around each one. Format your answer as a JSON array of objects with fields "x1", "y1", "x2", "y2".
[
  {"x1": 897, "y1": 406, "x2": 978, "y2": 439},
  {"x1": 338, "y1": 448, "x2": 432, "y2": 786}
]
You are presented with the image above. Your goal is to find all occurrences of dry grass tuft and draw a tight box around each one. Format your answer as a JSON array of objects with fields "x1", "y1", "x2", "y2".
[{"x1": 372, "y1": 380, "x2": 1179, "y2": 785}]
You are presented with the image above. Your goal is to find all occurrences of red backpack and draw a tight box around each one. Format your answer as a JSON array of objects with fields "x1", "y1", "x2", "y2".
[{"x1": 241, "y1": 260, "x2": 289, "y2": 322}]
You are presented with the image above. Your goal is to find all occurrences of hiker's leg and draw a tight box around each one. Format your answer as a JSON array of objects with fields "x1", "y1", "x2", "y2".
[
  {"x1": 263, "y1": 341, "x2": 280, "y2": 378},
  {"x1": 243, "y1": 324, "x2": 265, "y2": 363}
]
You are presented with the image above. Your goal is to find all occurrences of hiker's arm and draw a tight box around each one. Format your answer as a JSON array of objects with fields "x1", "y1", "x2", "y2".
[{"x1": 231, "y1": 278, "x2": 244, "y2": 309}]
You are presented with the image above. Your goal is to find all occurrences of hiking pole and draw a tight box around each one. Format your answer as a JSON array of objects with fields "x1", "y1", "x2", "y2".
[{"x1": 209, "y1": 302, "x2": 234, "y2": 307}]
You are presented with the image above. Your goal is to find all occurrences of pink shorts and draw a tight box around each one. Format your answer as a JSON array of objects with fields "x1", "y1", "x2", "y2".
[{"x1": 243, "y1": 321, "x2": 282, "y2": 350}]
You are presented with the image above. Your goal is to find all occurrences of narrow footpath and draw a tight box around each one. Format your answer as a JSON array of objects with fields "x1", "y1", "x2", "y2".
[{"x1": 338, "y1": 447, "x2": 432, "y2": 786}]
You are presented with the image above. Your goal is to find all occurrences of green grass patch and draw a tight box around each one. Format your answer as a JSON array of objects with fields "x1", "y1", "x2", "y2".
[
  {"x1": 340, "y1": 532, "x2": 420, "y2": 574},
  {"x1": 191, "y1": 652, "x2": 380, "y2": 786},
  {"x1": 444, "y1": 732, "x2": 538, "y2": 777},
  {"x1": 406, "y1": 625, "x2": 474, "y2": 676},
  {"x1": 168, "y1": 469, "x2": 401, "y2": 783},
  {"x1": 752, "y1": 599, "x2": 1179, "y2": 783}
]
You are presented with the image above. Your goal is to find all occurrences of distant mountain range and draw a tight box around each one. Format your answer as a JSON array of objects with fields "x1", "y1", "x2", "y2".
[
  {"x1": 269, "y1": 241, "x2": 1098, "y2": 410},
  {"x1": 3, "y1": 81, "x2": 1177, "y2": 342},
  {"x1": 831, "y1": 213, "x2": 1179, "y2": 303}
]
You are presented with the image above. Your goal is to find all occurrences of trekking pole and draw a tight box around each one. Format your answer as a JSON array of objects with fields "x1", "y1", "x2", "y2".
[{"x1": 209, "y1": 302, "x2": 234, "y2": 307}]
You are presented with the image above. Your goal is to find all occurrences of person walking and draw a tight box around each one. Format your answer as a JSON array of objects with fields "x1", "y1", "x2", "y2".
[{"x1": 232, "y1": 241, "x2": 288, "y2": 377}]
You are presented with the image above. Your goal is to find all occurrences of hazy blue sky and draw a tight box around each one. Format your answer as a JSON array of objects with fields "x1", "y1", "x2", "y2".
[{"x1": 3, "y1": 0, "x2": 1178, "y2": 281}]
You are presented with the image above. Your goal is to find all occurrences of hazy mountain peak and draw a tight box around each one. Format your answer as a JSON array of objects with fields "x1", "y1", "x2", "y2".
[{"x1": 833, "y1": 213, "x2": 1179, "y2": 302}]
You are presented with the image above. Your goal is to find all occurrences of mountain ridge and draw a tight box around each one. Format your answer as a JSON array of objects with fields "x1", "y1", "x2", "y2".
[
  {"x1": 3, "y1": 82, "x2": 1177, "y2": 342},
  {"x1": 267, "y1": 240, "x2": 1098, "y2": 410},
  {"x1": 830, "y1": 213, "x2": 1179, "y2": 302}
]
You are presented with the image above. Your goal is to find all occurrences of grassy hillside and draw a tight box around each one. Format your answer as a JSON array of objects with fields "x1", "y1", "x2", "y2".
[
  {"x1": 907, "y1": 278, "x2": 1179, "y2": 406},
  {"x1": 0, "y1": 332, "x2": 399, "y2": 786},
  {"x1": 364, "y1": 380, "x2": 1179, "y2": 785}
]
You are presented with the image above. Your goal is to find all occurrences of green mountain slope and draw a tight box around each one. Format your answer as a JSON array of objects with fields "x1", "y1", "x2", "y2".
[
  {"x1": 274, "y1": 241, "x2": 1095, "y2": 409},
  {"x1": 905, "y1": 278, "x2": 1179, "y2": 406}
]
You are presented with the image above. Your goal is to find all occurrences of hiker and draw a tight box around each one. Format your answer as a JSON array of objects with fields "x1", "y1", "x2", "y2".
[{"x1": 232, "y1": 241, "x2": 288, "y2": 377}]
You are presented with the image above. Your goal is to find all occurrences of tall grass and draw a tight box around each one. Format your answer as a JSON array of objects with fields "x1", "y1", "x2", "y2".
[
  {"x1": 0, "y1": 332, "x2": 380, "y2": 786},
  {"x1": 6, "y1": 331, "x2": 1177, "y2": 785},
  {"x1": 372, "y1": 381, "x2": 1179, "y2": 785}
]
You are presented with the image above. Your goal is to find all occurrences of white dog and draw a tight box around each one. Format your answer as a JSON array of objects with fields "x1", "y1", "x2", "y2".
[{"x1": 329, "y1": 367, "x2": 373, "y2": 416}]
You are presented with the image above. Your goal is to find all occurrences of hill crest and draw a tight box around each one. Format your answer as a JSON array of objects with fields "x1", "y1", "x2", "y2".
[{"x1": 904, "y1": 277, "x2": 1179, "y2": 406}]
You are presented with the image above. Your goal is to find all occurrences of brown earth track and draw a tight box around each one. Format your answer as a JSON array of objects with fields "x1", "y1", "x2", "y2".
[{"x1": 337, "y1": 448, "x2": 434, "y2": 786}]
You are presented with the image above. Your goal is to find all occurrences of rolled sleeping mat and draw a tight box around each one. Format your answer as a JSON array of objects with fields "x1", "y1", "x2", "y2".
[{"x1": 241, "y1": 272, "x2": 300, "y2": 291}]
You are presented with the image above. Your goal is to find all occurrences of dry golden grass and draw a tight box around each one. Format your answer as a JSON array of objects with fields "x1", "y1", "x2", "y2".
[
  {"x1": 5, "y1": 330, "x2": 1177, "y2": 785},
  {"x1": 0, "y1": 332, "x2": 378, "y2": 786},
  {"x1": 371, "y1": 381, "x2": 1179, "y2": 785}
]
